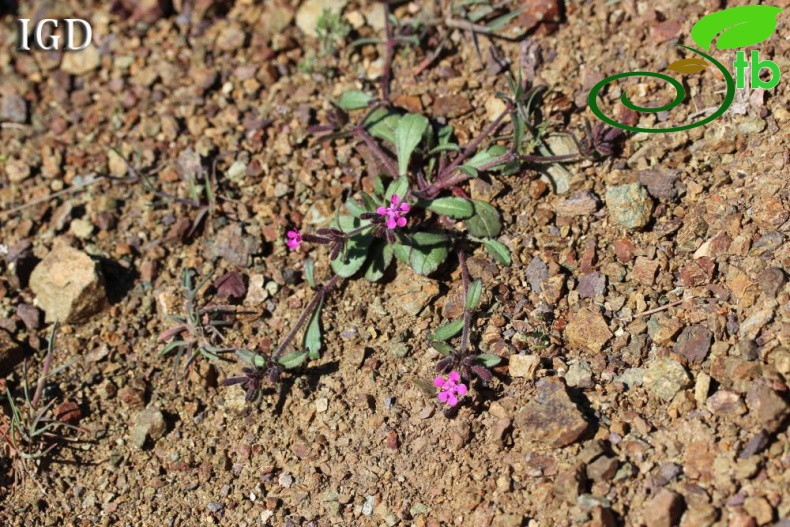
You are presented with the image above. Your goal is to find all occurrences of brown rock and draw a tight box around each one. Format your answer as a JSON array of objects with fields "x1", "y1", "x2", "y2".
[
  {"x1": 743, "y1": 496, "x2": 773, "y2": 526},
  {"x1": 515, "y1": 377, "x2": 589, "y2": 447},
  {"x1": 706, "y1": 389, "x2": 746, "y2": 416},
  {"x1": 751, "y1": 196, "x2": 788, "y2": 229},
  {"x1": 613, "y1": 238, "x2": 636, "y2": 263},
  {"x1": 54, "y1": 400, "x2": 82, "y2": 424},
  {"x1": 679, "y1": 258, "x2": 715, "y2": 287},
  {"x1": 631, "y1": 257, "x2": 660, "y2": 286},
  {"x1": 552, "y1": 464, "x2": 586, "y2": 504},
  {"x1": 643, "y1": 489, "x2": 685, "y2": 527},
  {"x1": 541, "y1": 275, "x2": 565, "y2": 304},
  {"x1": 565, "y1": 308, "x2": 612, "y2": 353},
  {"x1": 509, "y1": 354, "x2": 540, "y2": 379},
  {"x1": 432, "y1": 94, "x2": 472, "y2": 118},
  {"x1": 745, "y1": 380, "x2": 789, "y2": 433},
  {"x1": 29, "y1": 244, "x2": 108, "y2": 324},
  {"x1": 518, "y1": 0, "x2": 562, "y2": 35},
  {"x1": 389, "y1": 271, "x2": 440, "y2": 317},
  {"x1": 577, "y1": 272, "x2": 606, "y2": 299},
  {"x1": 586, "y1": 456, "x2": 618, "y2": 481},
  {"x1": 647, "y1": 314, "x2": 683, "y2": 346},
  {"x1": 555, "y1": 191, "x2": 600, "y2": 217},
  {"x1": 590, "y1": 506, "x2": 617, "y2": 527},
  {"x1": 651, "y1": 19, "x2": 682, "y2": 44},
  {"x1": 674, "y1": 325, "x2": 713, "y2": 363},
  {"x1": 757, "y1": 267, "x2": 786, "y2": 298},
  {"x1": 637, "y1": 169, "x2": 679, "y2": 200}
]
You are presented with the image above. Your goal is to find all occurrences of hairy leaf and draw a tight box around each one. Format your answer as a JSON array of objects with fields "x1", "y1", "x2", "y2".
[
  {"x1": 394, "y1": 113, "x2": 429, "y2": 176},
  {"x1": 425, "y1": 197, "x2": 474, "y2": 219},
  {"x1": 431, "y1": 319, "x2": 464, "y2": 341}
]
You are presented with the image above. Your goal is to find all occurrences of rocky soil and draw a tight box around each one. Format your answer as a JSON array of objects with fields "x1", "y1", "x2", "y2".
[{"x1": 1, "y1": 0, "x2": 788, "y2": 526}]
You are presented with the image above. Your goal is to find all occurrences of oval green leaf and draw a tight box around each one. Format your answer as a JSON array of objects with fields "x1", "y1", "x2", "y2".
[
  {"x1": 691, "y1": 5, "x2": 783, "y2": 51},
  {"x1": 426, "y1": 197, "x2": 474, "y2": 219},
  {"x1": 466, "y1": 200, "x2": 502, "y2": 238}
]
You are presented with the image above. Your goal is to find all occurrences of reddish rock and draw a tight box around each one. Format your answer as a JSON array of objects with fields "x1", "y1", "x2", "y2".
[
  {"x1": 679, "y1": 258, "x2": 715, "y2": 287},
  {"x1": 432, "y1": 94, "x2": 472, "y2": 118},
  {"x1": 674, "y1": 325, "x2": 713, "y2": 363},
  {"x1": 631, "y1": 257, "x2": 660, "y2": 286},
  {"x1": 565, "y1": 308, "x2": 612, "y2": 353},
  {"x1": 642, "y1": 489, "x2": 685, "y2": 527},
  {"x1": 613, "y1": 238, "x2": 635, "y2": 263}
]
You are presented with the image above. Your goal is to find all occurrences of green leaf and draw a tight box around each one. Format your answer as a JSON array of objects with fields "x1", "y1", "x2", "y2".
[
  {"x1": 304, "y1": 299, "x2": 323, "y2": 360},
  {"x1": 278, "y1": 351, "x2": 309, "y2": 369},
  {"x1": 465, "y1": 279, "x2": 482, "y2": 310},
  {"x1": 330, "y1": 216, "x2": 374, "y2": 277},
  {"x1": 373, "y1": 175, "x2": 385, "y2": 196},
  {"x1": 431, "y1": 341, "x2": 454, "y2": 356},
  {"x1": 361, "y1": 192, "x2": 380, "y2": 211},
  {"x1": 304, "y1": 258, "x2": 316, "y2": 289},
  {"x1": 431, "y1": 319, "x2": 464, "y2": 341},
  {"x1": 437, "y1": 124, "x2": 454, "y2": 146},
  {"x1": 395, "y1": 231, "x2": 449, "y2": 276},
  {"x1": 345, "y1": 198, "x2": 367, "y2": 218},
  {"x1": 425, "y1": 197, "x2": 474, "y2": 219},
  {"x1": 159, "y1": 340, "x2": 185, "y2": 358},
  {"x1": 427, "y1": 143, "x2": 461, "y2": 155},
  {"x1": 384, "y1": 176, "x2": 409, "y2": 201},
  {"x1": 466, "y1": 200, "x2": 502, "y2": 238},
  {"x1": 394, "y1": 113, "x2": 429, "y2": 176},
  {"x1": 476, "y1": 353, "x2": 502, "y2": 367},
  {"x1": 364, "y1": 240, "x2": 394, "y2": 282},
  {"x1": 483, "y1": 239, "x2": 511, "y2": 266},
  {"x1": 337, "y1": 90, "x2": 373, "y2": 110},
  {"x1": 459, "y1": 145, "x2": 508, "y2": 172},
  {"x1": 365, "y1": 108, "x2": 401, "y2": 144},
  {"x1": 236, "y1": 349, "x2": 266, "y2": 368},
  {"x1": 458, "y1": 165, "x2": 479, "y2": 178},
  {"x1": 691, "y1": 5, "x2": 782, "y2": 50}
]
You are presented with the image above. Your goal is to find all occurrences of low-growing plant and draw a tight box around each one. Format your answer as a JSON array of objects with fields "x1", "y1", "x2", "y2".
[
  {"x1": 157, "y1": 268, "x2": 237, "y2": 375},
  {"x1": 0, "y1": 324, "x2": 81, "y2": 491},
  {"x1": 221, "y1": 9, "x2": 622, "y2": 414}
]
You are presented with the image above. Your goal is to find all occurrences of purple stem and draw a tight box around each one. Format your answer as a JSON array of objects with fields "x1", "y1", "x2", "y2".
[{"x1": 272, "y1": 275, "x2": 342, "y2": 361}]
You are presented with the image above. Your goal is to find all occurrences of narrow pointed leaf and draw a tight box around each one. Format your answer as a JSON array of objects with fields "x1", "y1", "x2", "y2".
[
  {"x1": 431, "y1": 319, "x2": 464, "y2": 341},
  {"x1": 476, "y1": 353, "x2": 502, "y2": 367},
  {"x1": 304, "y1": 298, "x2": 323, "y2": 360},
  {"x1": 465, "y1": 279, "x2": 483, "y2": 310},
  {"x1": 483, "y1": 239, "x2": 511, "y2": 265}
]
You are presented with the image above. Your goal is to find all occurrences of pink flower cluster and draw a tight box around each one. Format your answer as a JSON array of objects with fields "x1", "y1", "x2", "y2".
[
  {"x1": 286, "y1": 229, "x2": 302, "y2": 249},
  {"x1": 434, "y1": 371, "x2": 467, "y2": 407},
  {"x1": 376, "y1": 195, "x2": 410, "y2": 229}
]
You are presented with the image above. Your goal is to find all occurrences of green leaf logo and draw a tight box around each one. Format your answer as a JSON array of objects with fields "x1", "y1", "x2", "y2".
[{"x1": 691, "y1": 5, "x2": 783, "y2": 50}]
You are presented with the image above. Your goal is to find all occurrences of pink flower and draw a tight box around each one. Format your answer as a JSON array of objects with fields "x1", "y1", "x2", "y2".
[
  {"x1": 286, "y1": 229, "x2": 302, "y2": 250},
  {"x1": 434, "y1": 371, "x2": 468, "y2": 407},
  {"x1": 376, "y1": 195, "x2": 410, "y2": 230}
]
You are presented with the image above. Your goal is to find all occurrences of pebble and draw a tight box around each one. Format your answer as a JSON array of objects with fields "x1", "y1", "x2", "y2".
[
  {"x1": 4, "y1": 159, "x2": 31, "y2": 183},
  {"x1": 361, "y1": 496, "x2": 375, "y2": 516},
  {"x1": 61, "y1": 44, "x2": 101, "y2": 75},
  {"x1": 244, "y1": 274, "x2": 269, "y2": 306},
  {"x1": 745, "y1": 380, "x2": 789, "y2": 433},
  {"x1": 647, "y1": 314, "x2": 683, "y2": 346},
  {"x1": 565, "y1": 361, "x2": 593, "y2": 388},
  {"x1": 615, "y1": 368, "x2": 645, "y2": 388},
  {"x1": 388, "y1": 271, "x2": 439, "y2": 317},
  {"x1": 204, "y1": 223, "x2": 259, "y2": 267},
  {"x1": 564, "y1": 308, "x2": 612, "y2": 353},
  {"x1": 738, "y1": 308, "x2": 774, "y2": 341},
  {"x1": 130, "y1": 407, "x2": 166, "y2": 449},
  {"x1": 642, "y1": 489, "x2": 685, "y2": 527},
  {"x1": 515, "y1": 377, "x2": 589, "y2": 447},
  {"x1": 643, "y1": 357, "x2": 692, "y2": 402},
  {"x1": 0, "y1": 93, "x2": 27, "y2": 123},
  {"x1": 29, "y1": 243, "x2": 108, "y2": 323},
  {"x1": 525, "y1": 257, "x2": 549, "y2": 292},
  {"x1": 315, "y1": 397, "x2": 329, "y2": 413},
  {"x1": 432, "y1": 94, "x2": 473, "y2": 118},
  {"x1": 630, "y1": 257, "x2": 660, "y2": 286},
  {"x1": 509, "y1": 354, "x2": 540, "y2": 378},
  {"x1": 636, "y1": 169, "x2": 679, "y2": 201},
  {"x1": 485, "y1": 96, "x2": 508, "y2": 122},
  {"x1": 605, "y1": 183, "x2": 653, "y2": 230},
  {"x1": 576, "y1": 272, "x2": 605, "y2": 299},
  {"x1": 586, "y1": 456, "x2": 618, "y2": 481},
  {"x1": 674, "y1": 325, "x2": 713, "y2": 363},
  {"x1": 706, "y1": 389, "x2": 746, "y2": 416},
  {"x1": 555, "y1": 191, "x2": 600, "y2": 217},
  {"x1": 216, "y1": 24, "x2": 245, "y2": 52},
  {"x1": 16, "y1": 303, "x2": 41, "y2": 331}
]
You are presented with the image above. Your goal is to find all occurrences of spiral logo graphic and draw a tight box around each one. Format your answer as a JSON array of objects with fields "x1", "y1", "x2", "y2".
[{"x1": 587, "y1": 5, "x2": 783, "y2": 134}]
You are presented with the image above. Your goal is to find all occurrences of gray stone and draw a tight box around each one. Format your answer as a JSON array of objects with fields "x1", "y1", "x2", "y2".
[
  {"x1": 130, "y1": 407, "x2": 166, "y2": 448},
  {"x1": 565, "y1": 361, "x2": 593, "y2": 388},
  {"x1": 606, "y1": 183, "x2": 653, "y2": 230},
  {"x1": 0, "y1": 93, "x2": 27, "y2": 123}
]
